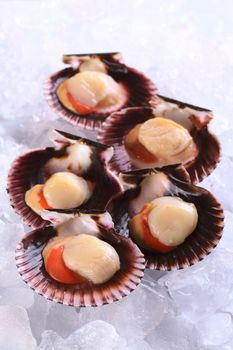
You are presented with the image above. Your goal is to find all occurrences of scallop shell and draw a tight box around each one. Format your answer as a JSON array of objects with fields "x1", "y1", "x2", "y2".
[
  {"x1": 15, "y1": 212, "x2": 145, "y2": 307},
  {"x1": 107, "y1": 167, "x2": 224, "y2": 270},
  {"x1": 97, "y1": 101, "x2": 220, "y2": 183},
  {"x1": 44, "y1": 52, "x2": 157, "y2": 130},
  {"x1": 7, "y1": 130, "x2": 122, "y2": 228}
]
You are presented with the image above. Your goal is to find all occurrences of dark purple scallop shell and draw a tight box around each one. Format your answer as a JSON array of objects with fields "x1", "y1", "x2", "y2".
[
  {"x1": 107, "y1": 168, "x2": 224, "y2": 270},
  {"x1": 15, "y1": 222, "x2": 145, "y2": 307},
  {"x1": 7, "y1": 131, "x2": 122, "y2": 229},
  {"x1": 97, "y1": 104, "x2": 220, "y2": 184},
  {"x1": 118, "y1": 164, "x2": 191, "y2": 186},
  {"x1": 44, "y1": 52, "x2": 157, "y2": 130}
]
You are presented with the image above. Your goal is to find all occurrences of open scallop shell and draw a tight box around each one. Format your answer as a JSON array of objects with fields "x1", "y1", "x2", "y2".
[
  {"x1": 7, "y1": 129, "x2": 122, "y2": 228},
  {"x1": 15, "y1": 210, "x2": 145, "y2": 307},
  {"x1": 97, "y1": 99, "x2": 220, "y2": 183},
  {"x1": 44, "y1": 52, "x2": 157, "y2": 130},
  {"x1": 107, "y1": 167, "x2": 224, "y2": 270}
]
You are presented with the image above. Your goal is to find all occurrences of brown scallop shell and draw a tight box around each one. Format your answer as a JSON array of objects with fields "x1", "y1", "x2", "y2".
[
  {"x1": 97, "y1": 103, "x2": 220, "y2": 183},
  {"x1": 44, "y1": 52, "x2": 157, "y2": 130},
  {"x1": 15, "y1": 215, "x2": 145, "y2": 307},
  {"x1": 107, "y1": 167, "x2": 224, "y2": 270},
  {"x1": 7, "y1": 130, "x2": 122, "y2": 229}
]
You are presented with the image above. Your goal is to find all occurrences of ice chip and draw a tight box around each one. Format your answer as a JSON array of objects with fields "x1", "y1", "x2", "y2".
[
  {"x1": 196, "y1": 313, "x2": 233, "y2": 347},
  {"x1": 38, "y1": 321, "x2": 127, "y2": 350},
  {"x1": 65, "y1": 320, "x2": 127, "y2": 350},
  {"x1": 0, "y1": 305, "x2": 36, "y2": 350},
  {"x1": 0, "y1": 287, "x2": 34, "y2": 309},
  {"x1": 158, "y1": 250, "x2": 233, "y2": 321},
  {"x1": 145, "y1": 315, "x2": 199, "y2": 350},
  {"x1": 218, "y1": 210, "x2": 233, "y2": 252},
  {"x1": 37, "y1": 330, "x2": 67, "y2": 350},
  {"x1": 125, "y1": 339, "x2": 153, "y2": 350},
  {"x1": 45, "y1": 303, "x2": 82, "y2": 338},
  {"x1": 0, "y1": 1, "x2": 233, "y2": 348},
  {"x1": 75, "y1": 279, "x2": 168, "y2": 340},
  {"x1": 27, "y1": 295, "x2": 51, "y2": 343},
  {"x1": 201, "y1": 156, "x2": 233, "y2": 212},
  {"x1": 0, "y1": 220, "x2": 25, "y2": 252}
]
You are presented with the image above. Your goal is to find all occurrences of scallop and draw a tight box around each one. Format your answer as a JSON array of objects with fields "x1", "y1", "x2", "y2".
[
  {"x1": 42, "y1": 172, "x2": 92, "y2": 209},
  {"x1": 129, "y1": 196, "x2": 198, "y2": 253},
  {"x1": 97, "y1": 99, "x2": 220, "y2": 183},
  {"x1": 107, "y1": 166, "x2": 224, "y2": 270},
  {"x1": 15, "y1": 210, "x2": 145, "y2": 307},
  {"x1": 62, "y1": 234, "x2": 120, "y2": 284},
  {"x1": 7, "y1": 129, "x2": 122, "y2": 228},
  {"x1": 44, "y1": 52, "x2": 157, "y2": 130}
]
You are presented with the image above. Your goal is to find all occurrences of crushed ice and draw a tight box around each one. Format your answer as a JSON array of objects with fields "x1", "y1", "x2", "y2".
[{"x1": 0, "y1": 1, "x2": 233, "y2": 349}]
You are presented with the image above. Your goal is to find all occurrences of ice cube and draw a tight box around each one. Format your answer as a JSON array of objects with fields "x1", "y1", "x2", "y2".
[
  {"x1": 38, "y1": 321, "x2": 127, "y2": 350},
  {"x1": 14, "y1": 117, "x2": 91, "y2": 150},
  {"x1": 218, "y1": 210, "x2": 233, "y2": 252},
  {"x1": 0, "y1": 137, "x2": 26, "y2": 223},
  {"x1": 0, "y1": 248, "x2": 22, "y2": 288},
  {"x1": 0, "y1": 249, "x2": 14, "y2": 273},
  {"x1": 158, "y1": 249, "x2": 233, "y2": 322},
  {"x1": 37, "y1": 330, "x2": 69, "y2": 350},
  {"x1": 196, "y1": 313, "x2": 233, "y2": 347},
  {"x1": 0, "y1": 287, "x2": 34, "y2": 309},
  {"x1": 202, "y1": 342, "x2": 233, "y2": 350},
  {"x1": 65, "y1": 320, "x2": 127, "y2": 350},
  {"x1": 0, "y1": 305, "x2": 36, "y2": 350},
  {"x1": 0, "y1": 236, "x2": 25, "y2": 290},
  {"x1": 27, "y1": 295, "x2": 51, "y2": 343},
  {"x1": 0, "y1": 220, "x2": 25, "y2": 252},
  {"x1": 218, "y1": 129, "x2": 233, "y2": 159},
  {"x1": 145, "y1": 315, "x2": 199, "y2": 350},
  {"x1": 76, "y1": 280, "x2": 168, "y2": 340},
  {"x1": 125, "y1": 338, "x2": 153, "y2": 350},
  {"x1": 0, "y1": 267, "x2": 22, "y2": 288},
  {"x1": 200, "y1": 156, "x2": 233, "y2": 212},
  {"x1": 45, "y1": 302, "x2": 82, "y2": 338}
]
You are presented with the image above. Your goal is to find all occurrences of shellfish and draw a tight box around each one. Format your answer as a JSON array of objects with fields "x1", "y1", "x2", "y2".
[
  {"x1": 7, "y1": 129, "x2": 122, "y2": 228},
  {"x1": 107, "y1": 167, "x2": 224, "y2": 270},
  {"x1": 15, "y1": 210, "x2": 145, "y2": 307},
  {"x1": 44, "y1": 52, "x2": 157, "y2": 130},
  {"x1": 97, "y1": 96, "x2": 220, "y2": 183}
]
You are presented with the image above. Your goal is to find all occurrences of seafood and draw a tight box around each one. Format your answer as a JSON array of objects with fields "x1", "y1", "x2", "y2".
[
  {"x1": 107, "y1": 167, "x2": 224, "y2": 270},
  {"x1": 15, "y1": 210, "x2": 145, "y2": 307},
  {"x1": 7, "y1": 129, "x2": 122, "y2": 228},
  {"x1": 44, "y1": 52, "x2": 157, "y2": 130},
  {"x1": 97, "y1": 98, "x2": 220, "y2": 183}
]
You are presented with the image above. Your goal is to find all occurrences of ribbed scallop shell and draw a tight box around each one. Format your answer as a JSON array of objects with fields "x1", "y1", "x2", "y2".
[
  {"x1": 7, "y1": 130, "x2": 122, "y2": 228},
  {"x1": 44, "y1": 52, "x2": 157, "y2": 130},
  {"x1": 97, "y1": 103, "x2": 220, "y2": 183},
  {"x1": 107, "y1": 168, "x2": 224, "y2": 270},
  {"x1": 15, "y1": 224, "x2": 145, "y2": 307}
]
